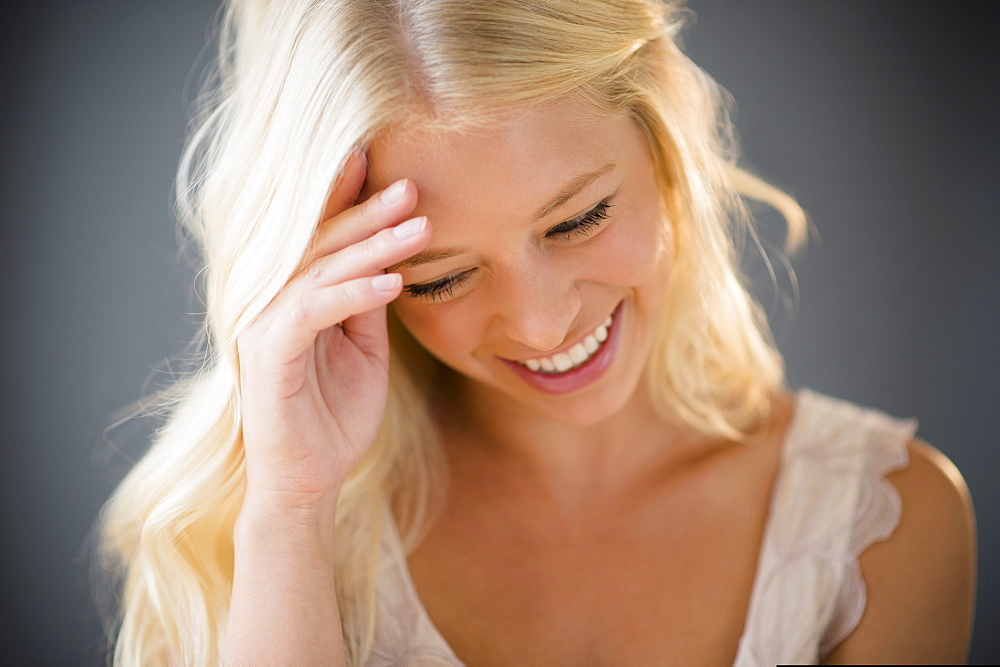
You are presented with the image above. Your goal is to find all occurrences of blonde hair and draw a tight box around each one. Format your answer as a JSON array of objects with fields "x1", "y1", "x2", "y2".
[{"x1": 98, "y1": 0, "x2": 806, "y2": 664}]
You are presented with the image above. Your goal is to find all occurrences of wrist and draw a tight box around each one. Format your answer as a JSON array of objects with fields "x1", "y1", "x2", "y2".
[{"x1": 235, "y1": 485, "x2": 341, "y2": 544}]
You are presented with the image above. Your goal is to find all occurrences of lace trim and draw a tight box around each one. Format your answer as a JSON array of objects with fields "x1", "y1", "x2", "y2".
[
  {"x1": 818, "y1": 403, "x2": 915, "y2": 658},
  {"x1": 735, "y1": 389, "x2": 916, "y2": 666}
]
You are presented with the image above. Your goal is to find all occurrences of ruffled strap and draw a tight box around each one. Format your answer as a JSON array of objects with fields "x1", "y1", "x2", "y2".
[
  {"x1": 734, "y1": 389, "x2": 916, "y2": 666},
  {"x1": 370, "y1": 509, "x2": 464, "y2": 666},
  {"x1": 818, "y1": 395, "x2": 915, "y2": 658}
]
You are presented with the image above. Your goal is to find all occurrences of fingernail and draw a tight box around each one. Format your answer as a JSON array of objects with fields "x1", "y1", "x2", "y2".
[
  {"x1": 379, "y1": 179, "x2": 407, "y2": 206},
  {"x1": 372, "y1": 273, "x2": 401, "y2": 292},
  {"x1": 372, "y1": 273, "x2": 403, "y2": 292},
  {"x1": 392, "y1": 216, "x2": 426, "y2": 240}
]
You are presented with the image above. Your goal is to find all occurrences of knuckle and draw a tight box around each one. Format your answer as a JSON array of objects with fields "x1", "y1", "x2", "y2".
[
  {"x1": 374, "y1": 225, "x2": 403, "y2": 254},
  {"x1": 288, "y1": 295, "x2": 312, "y2": 328},
  {"x1": 341, "y1": 279, "x2": 371, "y2": 308},
  {"x1": 359, "y1": 193, "x2": 390, "y2": 230},
  {"x1": 340, "y1": 280, "x2": 363, "y2": 305},
  {"x1": 356, "y1": 198, "x2": 376, "y2": 229},
  {"x1": 303, "y1": 257, "x2": 326, "y2": 285},
  {"x1": 363, "y1": 229, "x2": 388, "y2": 256}
]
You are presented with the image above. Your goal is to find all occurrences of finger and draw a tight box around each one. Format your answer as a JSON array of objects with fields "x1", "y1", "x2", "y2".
[
  {"x1": 298, "y1": 216, "x2": 430, "y2": 291},
  {"x1": 275, "y1": 273, "x2": 403, "y2": 360},
  {"x1": 320, "y1": 150, "x2": 368, "y2": 222},
  {"x1": 309, "y1": 178, "x2": 418, "y2": 261},
  {"x1": 339, "y1": 306, "x2": 389, "y2": 360}
]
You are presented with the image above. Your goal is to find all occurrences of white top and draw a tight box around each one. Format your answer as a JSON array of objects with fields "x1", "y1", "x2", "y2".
[{"x1": 366, "y1": 388, "x2": 917, "y2": 666}]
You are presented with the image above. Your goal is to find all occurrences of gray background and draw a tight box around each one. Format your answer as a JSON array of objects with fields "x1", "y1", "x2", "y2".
[{"x1": 1, "y1": 1, "x2": 997, "y2": 663}]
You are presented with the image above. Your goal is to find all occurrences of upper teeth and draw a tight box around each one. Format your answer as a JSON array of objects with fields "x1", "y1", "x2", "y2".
[{"x1": 519, "y1": 314, "x2": 613, "y2": 374}]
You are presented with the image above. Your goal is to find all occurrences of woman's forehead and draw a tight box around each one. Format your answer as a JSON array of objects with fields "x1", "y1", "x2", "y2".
[{"x1": 360, "y1": 98, "x2": 639, "y2": 212}]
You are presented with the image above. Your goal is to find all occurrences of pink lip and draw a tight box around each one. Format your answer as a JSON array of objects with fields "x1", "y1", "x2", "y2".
[{"x1": 498, "y1": 301, "x2": 624, "y2": 395}]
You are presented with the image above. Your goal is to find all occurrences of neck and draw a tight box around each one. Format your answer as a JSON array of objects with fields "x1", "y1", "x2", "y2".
[{"x1": 435, "y1": 370, "x2": 714, "y2": 516}]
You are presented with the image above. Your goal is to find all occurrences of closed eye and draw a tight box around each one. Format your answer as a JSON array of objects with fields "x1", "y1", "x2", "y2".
[
  {"x1": 403, "y1": 268, "x2": 474, "y2": 301},
  {"x1": 544, "y1": 199, "x2": 613, "y2": 239},
  {"x1": 403, "y1": 198, "x2": 615, "y2": 301}
]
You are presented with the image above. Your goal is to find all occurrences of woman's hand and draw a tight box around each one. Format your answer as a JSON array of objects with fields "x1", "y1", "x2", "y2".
[{"x1": 236, "y1": 152, "x2": 429, "y2": 515}]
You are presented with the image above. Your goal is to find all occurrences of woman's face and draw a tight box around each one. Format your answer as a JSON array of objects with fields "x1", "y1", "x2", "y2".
[{"x1": 365, "y1": 98, "x2": 673, "y2": 425}]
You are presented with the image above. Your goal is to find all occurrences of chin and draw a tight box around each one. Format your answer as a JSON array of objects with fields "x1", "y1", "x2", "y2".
[{"x1": 514, "y1": 376, "x2": 643, "y2": 427}]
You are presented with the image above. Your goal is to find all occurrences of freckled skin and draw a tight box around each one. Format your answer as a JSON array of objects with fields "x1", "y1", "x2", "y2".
[{"x1": 366, "y1": 99, "x2": 672, "y2": 425}]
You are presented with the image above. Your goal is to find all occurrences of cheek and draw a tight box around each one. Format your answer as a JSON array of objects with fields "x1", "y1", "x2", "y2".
[
  {"x1": 391, "y1": 302, "x2": 481, "y2": 364},
  {"x1": 581, "y1": 205, "x2": 672, "y2": 289}
]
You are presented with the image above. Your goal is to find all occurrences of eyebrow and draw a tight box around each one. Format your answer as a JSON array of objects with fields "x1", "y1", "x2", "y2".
[
  {"x1": 389, "y1": 162, "x2": 617, "y2": 272},
  {"x1": 387, "y1": 247, "x2": 467, "y2": 273},
  {"x1": 533, "y1": 162, "x2": 617, "y2": 220}
]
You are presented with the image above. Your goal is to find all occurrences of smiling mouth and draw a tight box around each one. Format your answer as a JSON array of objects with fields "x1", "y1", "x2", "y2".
[{"x1": 514, "y1": 311, "x2": 614, "y2": 375}]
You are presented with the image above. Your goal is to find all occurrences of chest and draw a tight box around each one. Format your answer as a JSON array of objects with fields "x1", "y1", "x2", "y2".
[{"x1": 406, "y1": 458, "x2": 779, "y2": 665}]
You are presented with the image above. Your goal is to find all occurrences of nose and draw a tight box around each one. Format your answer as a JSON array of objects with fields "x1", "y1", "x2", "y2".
[{"x1": 492, "y1": 261, "x2": 580, "y2": 353}]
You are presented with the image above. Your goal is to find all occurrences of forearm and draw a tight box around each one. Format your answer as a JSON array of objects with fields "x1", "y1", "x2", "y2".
[{"x1": 224, "y1": 496, "x2": 345, "y2": 665}]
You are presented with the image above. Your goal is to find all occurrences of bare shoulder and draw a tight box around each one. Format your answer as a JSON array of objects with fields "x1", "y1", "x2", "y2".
[{"x1": 825, "y1": 439, "x2": 977, "y2": 664}]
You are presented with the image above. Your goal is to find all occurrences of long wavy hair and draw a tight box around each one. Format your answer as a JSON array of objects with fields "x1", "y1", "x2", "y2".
[{"x1": 98, "y1": 0, "x2": 806, "y2": 664}]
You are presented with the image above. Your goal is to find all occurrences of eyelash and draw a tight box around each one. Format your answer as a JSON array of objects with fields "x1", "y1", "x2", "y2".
[
  {"x1": 403, "y1": 199, "x2": 614, "y2": 301},
  {"x1": 544, "y1": 199, "x2": 613, "y2": 239},
  {"x1": 403, "y1": 270, "x2": 473, "y2": 301}
]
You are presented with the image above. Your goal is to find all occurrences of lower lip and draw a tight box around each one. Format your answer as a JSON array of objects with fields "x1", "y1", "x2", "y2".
[{"x1": 499, "y1": 301, "x2": 624, "y2": 395}]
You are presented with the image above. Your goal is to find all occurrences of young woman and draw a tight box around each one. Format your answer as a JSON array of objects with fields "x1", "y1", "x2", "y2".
[{"x1": 99, "y1": 1, "x2": 976, "y2": 664}]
